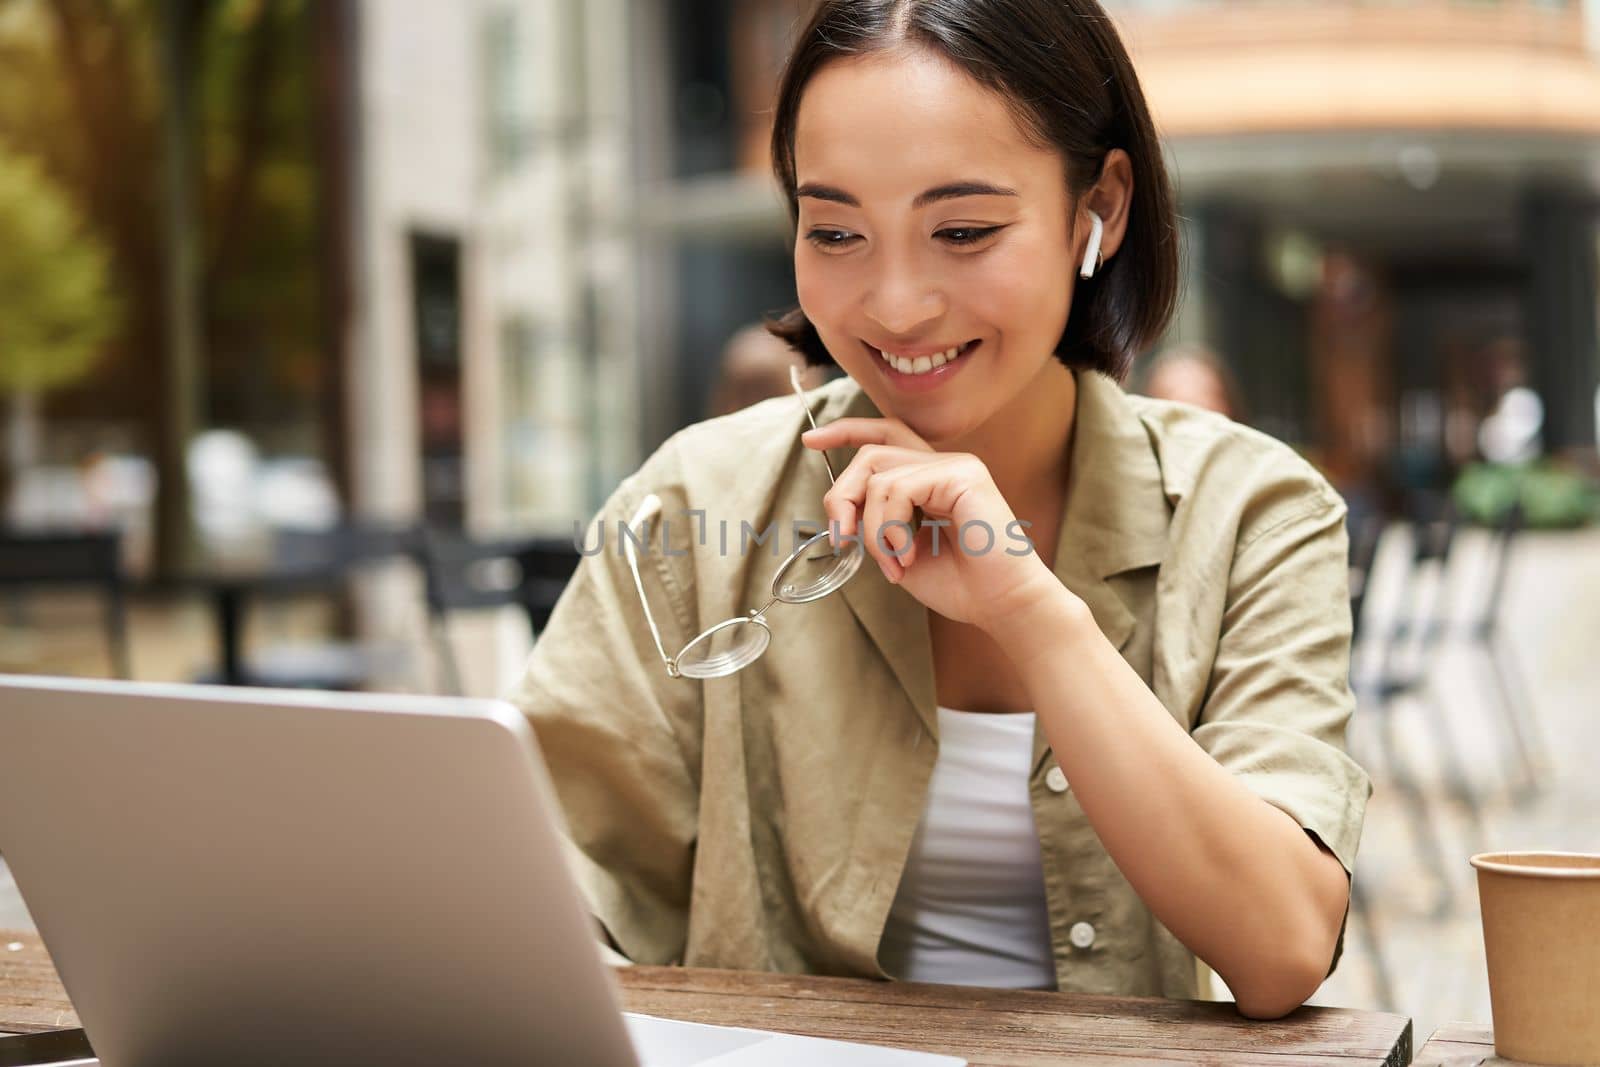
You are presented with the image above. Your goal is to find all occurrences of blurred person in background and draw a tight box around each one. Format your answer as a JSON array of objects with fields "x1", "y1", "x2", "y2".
[
  {"x1": 1138, "y1": 343, "x2": 1247, "y2": 422},
  {"x1": 515, "y1": 0, "x2": 1367, "y2": 1020},
  {"x1": 707, "y1": 323, "x2": 828, "y2": 417}
]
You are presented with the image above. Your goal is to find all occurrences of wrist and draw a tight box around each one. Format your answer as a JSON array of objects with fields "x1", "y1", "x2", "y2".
[{"x1": 980, "y1": 579, "x2": 1094, "y2": 670}]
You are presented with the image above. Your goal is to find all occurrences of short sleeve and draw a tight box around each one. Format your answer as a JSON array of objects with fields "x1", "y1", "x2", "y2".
[
  {"x1": 506, "y1": 468, "x2": 703, "y2": 966},
  {"x1": 1190, "y1": 498, "x2": 1373, "y2": 878}
]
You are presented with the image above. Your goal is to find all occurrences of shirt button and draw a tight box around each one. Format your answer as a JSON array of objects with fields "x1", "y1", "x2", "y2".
[
  {"x1": 1069, "y1": 921, "x2": 1096, "y2": 950},
  {"x1": 1045, "y1": 766, "x2": 1069, "y2": 793}
]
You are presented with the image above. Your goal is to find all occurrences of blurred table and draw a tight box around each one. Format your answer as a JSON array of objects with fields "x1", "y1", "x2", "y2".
[
  {"x1": 0, "y1": 929, "x2": 1415, "y2": 1064},
  {"x1": 1413, "y1": 1023, "x2": 1506, "y2": 1065},
  {"x1": 0, "y1": 931, "x2": 71, "y2": 1034},
  {"x1": 153, "y1": 523, "x2": 420, "y2": 686},
  {"x1": 162, "y1": 561, "x2": 351, "y2": 686}
]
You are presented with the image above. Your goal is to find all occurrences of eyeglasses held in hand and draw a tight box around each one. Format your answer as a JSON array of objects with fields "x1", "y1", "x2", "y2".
[{"x1": 623, "y1": 368, "x2": 865, "y2": 678}]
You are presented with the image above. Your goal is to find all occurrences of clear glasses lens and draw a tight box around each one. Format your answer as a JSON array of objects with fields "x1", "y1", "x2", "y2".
[
  {"x1": 675, "y1": 617, "x2": 773, "y2": 678},
  {"x1": 772, "y1": 530, "x2": 865, "y2": 604}
]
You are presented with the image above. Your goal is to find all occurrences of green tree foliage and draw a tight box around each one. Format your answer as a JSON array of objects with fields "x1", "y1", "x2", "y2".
[
  {"x1": 0, "y1": 0, "x2": 323, "y2": 426},
  {"x1": 0, "y1": 0, "x2": 326, "y2": 563},
  {"x1": 0, "y1": 148, "x2": 120, "y2": 394}
]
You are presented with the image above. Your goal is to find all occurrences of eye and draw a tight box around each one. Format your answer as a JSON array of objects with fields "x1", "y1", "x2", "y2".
[
  {"x1": 803, "y1": 229, "x2": 860, "y2": 252},
  {"x1": 937, "y1": 226, "x2": 1003, "y2": 246}
]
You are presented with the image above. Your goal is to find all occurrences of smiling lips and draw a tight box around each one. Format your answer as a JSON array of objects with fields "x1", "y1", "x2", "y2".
[{"x1": 872, "y1": 339, "x2": 978, "y2": 376}]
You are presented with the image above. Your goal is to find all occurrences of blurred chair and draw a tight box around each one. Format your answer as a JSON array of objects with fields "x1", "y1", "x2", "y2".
[
  {"x1": 0, "y1": 529, "x2": 130, "y2": 678},
  {"x1": 229, "y1": 521, "x2": 424, "y2": 691},
  {"x1": 1351, "y1": 493, "x2": 1483, "y2": 917},
  {"x1": 1466, "y1": 501, "x2": 1547, "y2": 803},
  {"x1": 269, "y1": 521, "x2": 420, "y2": 574},
  {"x1": 1374, "y1": 492, "x2": 1482, "y2": 808},
  {"x1": 1343, "y1": 507, "x2": 1397, "y2": 1009},
  {"x1": 418, "y1": 529, "x2": 581, "y2": 696},
  {"x1": 1347, "y1": 505, "x2": 1384, "y2": 632}
]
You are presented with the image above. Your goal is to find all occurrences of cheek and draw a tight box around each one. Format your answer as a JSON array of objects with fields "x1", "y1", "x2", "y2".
[
  {"x1": 795, "y1": 255, "x2": 861, "y2": 350},
  {"x1": 795, "y1": 256, "x2": 835, "y2": 324},
  {"x1": 793, "y1": 255, "x2": 824, "y2": 315},
  {"x1": 964, "y1": 239, "x2": 1075, "y2": 339}
]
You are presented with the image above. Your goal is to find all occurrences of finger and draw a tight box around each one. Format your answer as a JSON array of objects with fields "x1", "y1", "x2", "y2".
[
  {"x1": 861, "y1": 468, "x2": 919, "y2": 582},
  {"x1": 802, "y1": 417, "x2": 933, "y2": 454},
  {"x1": 862, "y1": 456, "x2": 992, "y2": 579},
  {"x1": 824, "y1": 444, "x2": 936, "y2": 544},
  {"x1": 899, "y1": 520, "x2": 944, "y2": 573},
  {"x1": 875, "y1": 455, "x2": 1000, "y2": 552}
]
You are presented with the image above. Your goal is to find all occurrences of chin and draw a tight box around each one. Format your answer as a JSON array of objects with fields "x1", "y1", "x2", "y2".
[{"x1": 897, "y1": 405, "x2": 986, "y2": 448}]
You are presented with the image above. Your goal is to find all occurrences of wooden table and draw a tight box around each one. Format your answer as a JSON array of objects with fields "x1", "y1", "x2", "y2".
[
  {"x1": 0, "y1": 932, "x2": 71, "y2": 1035},
  {"x1": 1, "y1": 929, "x2": 1413, "y2": 1065},
  {"x1": 1412, "y1": 1023, "x2": 1508, "y2": 1066}
]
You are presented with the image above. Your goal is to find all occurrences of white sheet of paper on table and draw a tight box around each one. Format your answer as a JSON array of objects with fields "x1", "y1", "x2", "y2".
[{"x1": 623, "y1": 1011, "x2": 967, "y2": 1067}]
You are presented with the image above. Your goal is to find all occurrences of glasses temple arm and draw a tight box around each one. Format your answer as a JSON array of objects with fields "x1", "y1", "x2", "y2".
[
  {"x1": 789, "y1": 365, "x2": 838, "y2": 484},
  {"x1": 623, "y1": 494, "x2": 676, "y2": 669}
]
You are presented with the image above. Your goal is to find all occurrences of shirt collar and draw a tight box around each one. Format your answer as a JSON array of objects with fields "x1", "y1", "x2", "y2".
[
  {"x1": 1050, "y1": 369, "x2": 1172, "y2": 650},
  {"x1": 805, "y1": 369, "x2": 1171, "y2": 733}
]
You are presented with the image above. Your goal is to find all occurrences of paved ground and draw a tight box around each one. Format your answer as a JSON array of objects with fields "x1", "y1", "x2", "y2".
[{"x1": 3, "y1": 522, "x2": 1598, "y2": 1046}]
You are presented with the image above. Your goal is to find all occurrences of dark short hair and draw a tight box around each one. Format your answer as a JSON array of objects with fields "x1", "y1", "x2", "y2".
[{"x1": 764, "y1": 0, "x2": 1179, "y2": 383}]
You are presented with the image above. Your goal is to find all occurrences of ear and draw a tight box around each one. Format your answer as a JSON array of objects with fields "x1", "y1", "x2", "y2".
[{"x1": 1076, "y1": 148, "x2": 1135, "y2": 267}]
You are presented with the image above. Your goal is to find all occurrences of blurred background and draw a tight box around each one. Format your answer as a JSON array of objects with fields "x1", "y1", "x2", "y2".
[{"x1": 1, "y1": 0, "x2": 1599, "y2": 1040}]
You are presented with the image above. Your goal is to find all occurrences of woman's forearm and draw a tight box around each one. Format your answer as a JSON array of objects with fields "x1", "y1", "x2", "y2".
[{"x1": 991, "y1": 586, "x2": 1350, "y2": 1018}]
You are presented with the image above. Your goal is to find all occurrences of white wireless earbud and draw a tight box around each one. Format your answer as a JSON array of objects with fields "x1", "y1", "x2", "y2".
[{"x1": 1079, "y1": 211, "x2": 1105, "y2": 280}]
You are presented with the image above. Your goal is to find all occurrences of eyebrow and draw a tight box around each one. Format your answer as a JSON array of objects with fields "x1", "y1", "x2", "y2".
[{"x1": 795, "y1": 180, "x2": 1019, "y2": 209}]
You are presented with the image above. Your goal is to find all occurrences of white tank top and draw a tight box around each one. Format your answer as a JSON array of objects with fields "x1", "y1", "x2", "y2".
[{"x1": 877, "y1": 706, "x2": 1057, "y2": 989}]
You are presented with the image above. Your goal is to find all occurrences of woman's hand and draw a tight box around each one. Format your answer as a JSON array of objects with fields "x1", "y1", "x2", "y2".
[{"x1": 802, "y1": 417, "x2": 1066, "y2": 633}]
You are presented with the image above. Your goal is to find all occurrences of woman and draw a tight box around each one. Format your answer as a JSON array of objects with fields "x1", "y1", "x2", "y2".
[{"x1": 513, "y1": 0, "x2": 1369, "y2": 1020}]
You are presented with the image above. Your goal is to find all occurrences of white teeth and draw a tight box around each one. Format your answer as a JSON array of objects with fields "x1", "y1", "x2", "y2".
[{"x1": 875, "y1": 342, "x2": 971, "y2": 376}]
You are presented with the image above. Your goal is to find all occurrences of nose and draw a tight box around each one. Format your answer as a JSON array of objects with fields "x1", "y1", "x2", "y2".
[{"x1": 862, "y1": 252, "x2": 946, "y2": 338}]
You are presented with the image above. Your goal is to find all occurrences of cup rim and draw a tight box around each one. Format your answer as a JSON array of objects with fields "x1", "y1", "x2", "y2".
[{"x1": 1470, "y1": 850, "x2": 1600, "y2": 879}]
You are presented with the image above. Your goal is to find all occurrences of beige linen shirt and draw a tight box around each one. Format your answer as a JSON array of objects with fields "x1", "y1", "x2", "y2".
[{"x1": 509, "y1": 369, "x2": 1372, "y2": 999}]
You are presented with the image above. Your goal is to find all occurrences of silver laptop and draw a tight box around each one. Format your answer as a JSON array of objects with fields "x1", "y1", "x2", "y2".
[{"x1": 0, "y1": 676, "x2": 962, "y2": 1067}]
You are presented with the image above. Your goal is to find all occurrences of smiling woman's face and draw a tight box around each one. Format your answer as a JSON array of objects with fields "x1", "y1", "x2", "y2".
[{"x1": 792, "y1": 47, "x2": 1080, "y2": 446}]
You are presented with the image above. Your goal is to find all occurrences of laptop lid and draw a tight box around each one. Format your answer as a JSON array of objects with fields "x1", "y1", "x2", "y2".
[{"x1": 0, "y1": 675, "x2": 639, "y2": 1067}]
